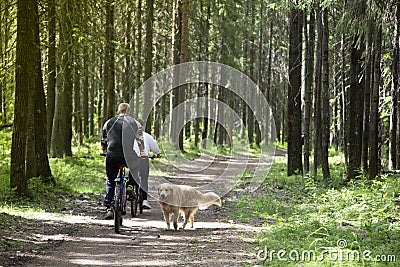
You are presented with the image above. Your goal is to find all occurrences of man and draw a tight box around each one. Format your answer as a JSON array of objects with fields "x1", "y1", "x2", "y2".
[
  {"x1": 133, "y1": 121, "x2": 161, "y2": 209},
  {"x1": 101, "y1": 103, "x2": 144, "y2": 219}
]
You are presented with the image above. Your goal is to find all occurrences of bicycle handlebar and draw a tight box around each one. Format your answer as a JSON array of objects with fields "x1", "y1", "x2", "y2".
[{"x1": 100, "y1": 152, "x2": 160, "y2": 159}]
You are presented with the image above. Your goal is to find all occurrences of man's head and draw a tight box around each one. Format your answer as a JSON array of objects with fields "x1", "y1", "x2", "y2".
[{"x1": 117, "y1": 103, "x2": 130, "y2": 115}]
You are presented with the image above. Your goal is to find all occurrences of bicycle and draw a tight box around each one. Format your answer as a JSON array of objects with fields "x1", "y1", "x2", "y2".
[
  {"x1": 101, "y1": 153, "x2": 132, "y2": 234},
  {"x1": 130, "y1": 154, "x2": 158, "y2": 217},
  {"x1": 101, "y1": 153, "x2": 158, "y2": 233}
]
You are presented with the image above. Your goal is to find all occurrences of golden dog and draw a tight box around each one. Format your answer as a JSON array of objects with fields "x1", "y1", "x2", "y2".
[{"x1": 158, "y1": 183, "x2": 221, "y2": 230}]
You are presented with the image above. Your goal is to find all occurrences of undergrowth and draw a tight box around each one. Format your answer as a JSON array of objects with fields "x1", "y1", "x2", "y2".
[
  {"x1": 235, "y1": 156, "x2": 400, "y2": 266},
  {"x1": 0, "y1": 131, "x2": 106, "y2": 213}
]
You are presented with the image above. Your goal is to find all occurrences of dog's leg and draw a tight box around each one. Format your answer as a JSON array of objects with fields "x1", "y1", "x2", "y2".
[
  {"x1": 189, "y1": 208, "x2": 197, "y2": 228},
  {"x1": 190, "y1": 214, "x2": 194, "y2": 228},
  {"x1": 172, "y1": 208, "x2": 179, "y2": 230},
  {"x1": 182, "y1": 209, "x2": 190, "y2": 230},
  {"x1": 162, "y1": 209, "x2": 170, "y2": 230}
]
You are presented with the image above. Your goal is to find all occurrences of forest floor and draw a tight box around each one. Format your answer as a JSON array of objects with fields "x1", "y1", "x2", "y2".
[{"x1": 0, "y1": 156, "x2": 272, "y2": 267}]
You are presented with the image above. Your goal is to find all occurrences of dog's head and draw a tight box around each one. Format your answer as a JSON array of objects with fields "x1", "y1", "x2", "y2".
[{"x1": 158, "y1": 183, "x2": 173, "y2": 201}]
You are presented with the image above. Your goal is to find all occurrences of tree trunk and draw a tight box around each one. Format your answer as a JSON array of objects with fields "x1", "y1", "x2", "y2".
[
  {"x1": 178, "y1": 0, "x2": 189, "y2": 151},
  {"x1": 199, "y1": 2, "x2": 210, "y2": 148},
  {"x1": 50, "y1": 0, "x2": 71, "y2": 158},
  {"x1": 73, "y1": 51, "x2": 82, "y2": 145},
  {"x1": 241, "y1": 3, "x2": 249, "y2": 143},
  {"x1": 347, "y1": 35, "x2": 365, "y2": 180},
  {"x1": 0, "y1": 0, "x2": 12, "y2": 124},
  {"x1": 287, "y1": 8, "x2": 303, "y2": 176},
  {"x1": 105, "y1": 2, "x2": 115, "y2": 120},
  {"x1": 12, "y1": 0, "x2": 52, "y2": 194},
  {"x1": 11, "y1": 0, "x2": 31, "y2": 195},
  {"x1": 247, "y1": 1, "x2": 255, "y2": 146},
  {"x1": 194, "y1": 86, "x2": 200, "y2": 147},
  {"x1": 135, "y1": 0, "x2": 143, "y2": 118},
  {"x1": 303, "y1": 8, "x2": 315, "y2": 176},
  {"x1": 321, "y1": 8, "x2": 330, "y2": 179},
  {"x1": 313, "y1": 8, "x2": 322, "y2": 176},
  {"x1": 341, "y1": 33, "x2": 349, "y2": 166},
  {"x1": 362, "y1": 30, "x2": 372, "y2": 170},
  {"x1": 265, "y1": 17, "x2": 272, "y2": 146},
  {"x1": 170, "y1": 0, "x2": 181, "y2": 143},
  {"x1": 82, "y1": 49, "x2": 89, "y2": 137},
  {"x1": 33, "y1": 54, "x2": 53, "y2": 182},
  {"x1": 156, "y1": 38, "x2": 169, "y2": 138},
  {"x1": 97, "y1": 59, "x2": 104, "y2": 131},
  {"x1": 369, "y1": 26, "x2": 382, "y2": 179},
  {"x1": 144, "y1": 0, "x2": 154, "y2": 133},
  {"x1": 122, "y1": 5, "x2": 132, "y2": 102},
  {"x1": 332, "y1": 40, "x2": 341, "y2": 151},
  {"x1": 89, "y1": 47, "x2": 96, "y2": 136},
  {"x1": 0, "y1": 0, "x2": 4, "y2": 124},
  {"x1": 26, "y1": 70, "x2": 37, "y2": 178},
  {"x1": 391, "y1": 4, "x2": 400, "y2": 169},
  {"x1": 255, "y1": 1, "x2": 263, "y2": 148},
  {"x1": 46, "y1": 0, "x2": 56, "y2": 150},
  {"x1": 397, "y1": 4, "x2": 400, "y2": 170},
  {"x1": 193, "y1": 0, "x2": 205, "y2": 147},
  {"x1": 50, "y1": 78, "x2": 65, "y2": 157},
  {"x1": 62, "y1": 0, "x2": 73, "y2": 157},
  {"x1": 217, "y1": 87, "x2": 225, "y2": 146}
]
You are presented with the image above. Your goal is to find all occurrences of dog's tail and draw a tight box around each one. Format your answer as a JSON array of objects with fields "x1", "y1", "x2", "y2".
[{"x1": 198, "y1": 192, "x2": 221, "y2": 209}]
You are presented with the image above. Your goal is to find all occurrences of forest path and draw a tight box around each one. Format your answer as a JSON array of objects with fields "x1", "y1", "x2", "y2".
[{"x1": 3, "y1": 155, "x2": 274, "y2": 267}]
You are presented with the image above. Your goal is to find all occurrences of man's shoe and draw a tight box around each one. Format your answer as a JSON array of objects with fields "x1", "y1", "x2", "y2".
[
  {"x1": 142, "y1": 200, "x2": 152, "y2": 209},
  {"x1": 103, "y1": 208, "x2": 114, "y2": 220}
]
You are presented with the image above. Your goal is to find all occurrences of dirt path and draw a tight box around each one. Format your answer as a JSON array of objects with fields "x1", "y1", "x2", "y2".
[{"x1": 1, "y1": 156, "x2": 270, "y2": 267}]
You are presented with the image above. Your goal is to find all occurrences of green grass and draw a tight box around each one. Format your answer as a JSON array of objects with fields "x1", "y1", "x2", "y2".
[
  {"x1": 49, "y1": 149, "x2": 105, "y2": 194},
  {"x1": 0, "y1": 129, "x2": 12, "y2": 184},
  {"x1": 234, "y1": 157, "x2": 400, "y2": 266},
  {"x1": 0, "y1": 131, "x2": 106, "y2": 213}
]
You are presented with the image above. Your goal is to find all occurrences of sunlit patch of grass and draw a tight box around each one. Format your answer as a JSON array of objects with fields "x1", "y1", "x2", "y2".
[
  {"x1": 0, "y1": 129, "x2": 12, "y2": 198},
  {"x1": 49, "y1": 153, "x2": 105, "y2": 194}
]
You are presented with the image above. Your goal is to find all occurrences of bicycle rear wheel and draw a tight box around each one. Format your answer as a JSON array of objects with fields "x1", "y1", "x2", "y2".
[{"x1": 114, "y1": 185, "x2": 123, "y2": 234}]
